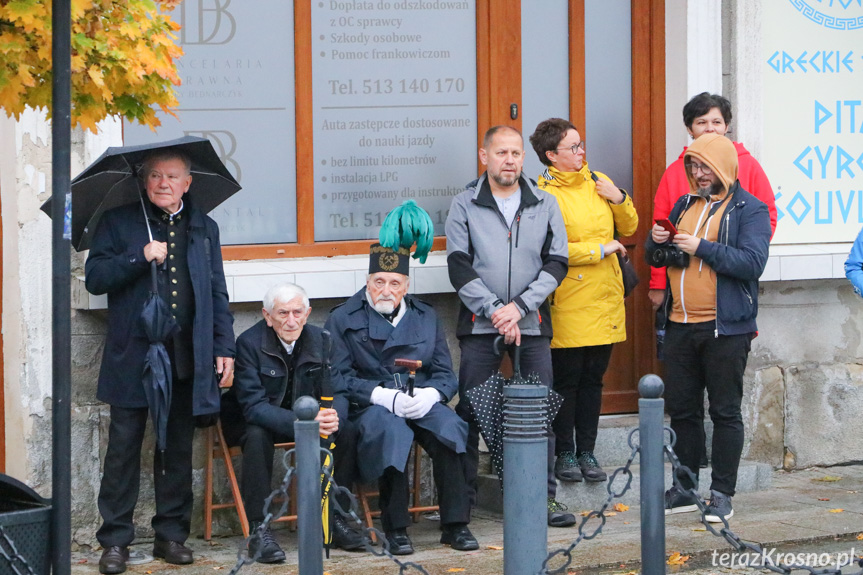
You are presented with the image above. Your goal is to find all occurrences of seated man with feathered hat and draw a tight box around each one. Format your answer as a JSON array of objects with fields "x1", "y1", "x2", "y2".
[{"x1": 325, "y1": 201, "x2": 478, "y2": 555}]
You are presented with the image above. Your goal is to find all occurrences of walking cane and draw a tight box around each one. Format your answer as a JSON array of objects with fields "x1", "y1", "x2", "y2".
[{"x1": 394, "y1": 359, "x2": 422, "y2": 397}]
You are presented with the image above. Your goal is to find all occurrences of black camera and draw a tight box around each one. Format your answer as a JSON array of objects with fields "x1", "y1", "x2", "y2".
[{"x1": 650, "y1": 246, "x2": 690, "y2": 268}]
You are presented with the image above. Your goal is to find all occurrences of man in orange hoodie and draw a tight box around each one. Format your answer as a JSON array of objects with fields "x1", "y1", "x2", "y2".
[
  {"x1": 650, "y1": 94, "x2": 777, "y2": 473},
  {"x1": 649, "y1": 93, "x2": 777, "y2": 310},
  {"x1": 645, "y1": 134, "x2": 770, "y2": 524}
]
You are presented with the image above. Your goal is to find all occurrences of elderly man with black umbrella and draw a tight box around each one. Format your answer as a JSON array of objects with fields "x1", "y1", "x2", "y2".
[{"x1": 84, "y1": 145, "x2": 235, "y2": 574}]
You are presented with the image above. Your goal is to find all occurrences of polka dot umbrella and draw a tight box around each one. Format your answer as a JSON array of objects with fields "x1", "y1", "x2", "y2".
[{"x1": 465, "y1": 338, "x2": 563, "y2": 489}]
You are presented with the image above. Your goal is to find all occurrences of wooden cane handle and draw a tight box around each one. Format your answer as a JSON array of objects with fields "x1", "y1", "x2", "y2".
[{"x1": 394, "y1": 358, "x2": 422, "y2": 371}]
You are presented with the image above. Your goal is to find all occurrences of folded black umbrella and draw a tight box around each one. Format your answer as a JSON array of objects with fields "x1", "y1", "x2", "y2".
[
  {"x1": 41, "y1": 135, "x2": 241, "y2": 252},
  {"x1": 465, "y1": 337, "x2": 563, "y2": 489},
  {"x1": 319, "y1": 329, "x2": 336, "y2": 553},
  {"x1": 141, "y1": 264, "x2": 179, "y2": 468}
]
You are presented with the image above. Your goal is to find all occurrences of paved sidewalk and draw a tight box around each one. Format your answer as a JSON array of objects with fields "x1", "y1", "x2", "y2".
[{"x1": 70, "y1": 465, "x2": 863, "y2": 575}]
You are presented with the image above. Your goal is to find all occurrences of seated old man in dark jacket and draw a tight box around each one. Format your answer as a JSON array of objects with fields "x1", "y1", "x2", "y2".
[
  {"x1": 221, "y1": 282, "x2": 363, "y2": 562},
  {"x1": 325, "y1": 244, "x2": 478, "y2": 556}
]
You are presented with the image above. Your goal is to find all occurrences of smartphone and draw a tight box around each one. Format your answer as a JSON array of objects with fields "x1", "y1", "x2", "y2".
[{"x1": 654, "y1": 218, "x2": 678, "y2": 239}]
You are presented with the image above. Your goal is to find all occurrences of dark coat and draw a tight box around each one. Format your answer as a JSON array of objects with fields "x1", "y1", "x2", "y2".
[
  {"x1": 221, "y1": 320, "x2": 349, "y2": 436},
  {"x1": 325, "y1": 288, "x2": 467, "y2": 482},
  {"x1": 85, "y1": 199, "x2": 235, "y2": 416},
  {"x1": 645, "y1": 181, "x2": 771, "y2": 336}
]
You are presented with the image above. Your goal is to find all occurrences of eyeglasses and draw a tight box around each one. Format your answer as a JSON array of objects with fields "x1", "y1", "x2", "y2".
[
  {"x1": 556, "y1": 140, "x2": 586, "y2": 155},
  {"x1": 688, "y1": 161, "x2": 713, "y2": 176}
]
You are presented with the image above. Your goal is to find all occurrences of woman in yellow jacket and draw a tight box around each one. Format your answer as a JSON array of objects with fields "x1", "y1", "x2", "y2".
[{"x1": 529, "y1": 118, "x2": 638, "y2": 483}]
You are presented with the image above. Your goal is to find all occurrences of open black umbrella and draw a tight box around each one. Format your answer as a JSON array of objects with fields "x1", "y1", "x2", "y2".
[
  {"x1": 465, "y1": 336, "x2": 563, "y2": 488},
  {"x1": 40, "y1": 135, "x2": 241, "y2": 252}
]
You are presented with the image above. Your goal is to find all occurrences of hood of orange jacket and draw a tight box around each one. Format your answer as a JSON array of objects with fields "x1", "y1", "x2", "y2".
[{"x1": 684, "y1": 133, "x2": 739, "y2": 194}]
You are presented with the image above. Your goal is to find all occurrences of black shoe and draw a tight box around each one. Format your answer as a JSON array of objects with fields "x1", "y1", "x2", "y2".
[
  {"x1": 248, "y1": 522, "x2": 286, "y2": 563},
  {"x1": 440, "y1": 524, "x2": 479, "y2": 551},
  {"x1": 664, "y1": 485, "x2": 699, "y2": 515},
  {"x1": 554, "y1": 451, "x2": 583, "y2": 482},
  {"x1": 331, "y1": 514, "x2": 365, "y2": 551},
  {"x1": 98, "y1": 546, "x2": 128, "y2": 574},
  {"x1": 547, "y1": 497, "x2": 577, "y2": 528},
  {"x1": 704, "y1": 490, "x2": 734, "y2": 523},
  {"x1": 577, "y1": 451, "x2": 607, "y2": 482},
  {"x1": 384, "y1": 528, "x2": 414, "y2": 555},
  {"x1": 153, "y1": 540, "x2": 193, "y2": 565}
]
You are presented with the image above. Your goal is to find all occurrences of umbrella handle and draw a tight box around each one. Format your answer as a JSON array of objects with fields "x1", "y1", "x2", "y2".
[
  {"x1": 493, "y1": 335, "x2": 523, "y2": 380},
  {"x1": 319, "y1": 329, "x2": 335, "y2": 439},
  {"x1": 321, "y1": 329, "x2": 332, "y2": 369},
  {"x1": 320, "y1": 329, "x2": 334, "y2": 398},
  {"x1": 138, "y1": 189, "x2": 154, "y2": 242},
  {"x1": 512, "y1": 344, "x2": 522, "y2": 379},
  {"x1": 140, "y1": 191, "x2": 160, "y2": 294},
  {"x1": 493, "y1": 335, "x2": 506, "y2": 356},
  {"x1": 150, "y1": 260, "x2": 158, "y2": 293}
]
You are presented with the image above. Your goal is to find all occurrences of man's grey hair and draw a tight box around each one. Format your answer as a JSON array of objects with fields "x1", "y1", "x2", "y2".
[
  {"x1": 140, "y1": 149, "x2": 192, "y2": 178},
  {"x1": 263, "y1": 282, "x2": 310, "y2": 312}
]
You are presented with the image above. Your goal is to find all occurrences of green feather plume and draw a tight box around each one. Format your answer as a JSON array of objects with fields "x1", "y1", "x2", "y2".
[{"x1": 379, "y1": 200, "x2": 434, "y2": 264}]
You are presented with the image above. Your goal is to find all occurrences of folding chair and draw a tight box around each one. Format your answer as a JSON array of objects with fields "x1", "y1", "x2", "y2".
[{"x1": 202, "y1": 375, "x2": 298, "y2": 539}]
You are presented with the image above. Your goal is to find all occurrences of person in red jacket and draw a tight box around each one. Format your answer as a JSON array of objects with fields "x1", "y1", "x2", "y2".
[{"x1": 649, "y1": 93, "x2": 777, "y2": 310}]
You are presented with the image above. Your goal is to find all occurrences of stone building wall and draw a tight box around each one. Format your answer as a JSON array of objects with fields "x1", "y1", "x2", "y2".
[{"x1": 744, "y1": 280, "x2": 863, "y2": 470}]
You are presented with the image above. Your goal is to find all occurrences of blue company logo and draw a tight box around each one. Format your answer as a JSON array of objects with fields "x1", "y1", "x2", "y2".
[{"x1": 788, "y1": 0, "x2": 863, "y2": 30}]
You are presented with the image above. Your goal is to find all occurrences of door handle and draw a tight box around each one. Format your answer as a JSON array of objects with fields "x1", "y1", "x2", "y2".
[{"x1": 510, "y1": 103, "x2": 518, "y2": 120}]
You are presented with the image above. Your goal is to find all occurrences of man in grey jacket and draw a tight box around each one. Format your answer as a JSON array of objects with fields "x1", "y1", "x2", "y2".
[{"x1": 445, "y1": 125, "x2": 574, "y2": 527}]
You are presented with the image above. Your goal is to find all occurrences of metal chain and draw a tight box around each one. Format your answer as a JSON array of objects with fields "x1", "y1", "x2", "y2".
[
  {"x1": 539, "y1": 427, "x2": 641, "y2": 575},
  {"x1": 228, "y1": 446, "x2": 428, "y2": 575},
  {"x1": 663, "y1": 430, "x2": 863, "y2": 575},
  {"x1": 321, "y1": 451, "x2": 429, "y2": 575},
  {"x1": 0, "y1": 526, "x2": 37, "y2": 575}
]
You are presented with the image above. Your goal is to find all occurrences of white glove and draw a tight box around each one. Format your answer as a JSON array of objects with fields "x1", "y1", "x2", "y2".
[
  {"x1": 402, "y1": 387, "x2": 441, "y2": 420},
  {"x1": 371, "y1": 386, "x2": 411, "y2": 418},
  {"x1": 392, "y1": 392, "x2": 411, "y2": 418},
  {"x1": 370, "y1": 387, "x2": 398, "y2": 412}
]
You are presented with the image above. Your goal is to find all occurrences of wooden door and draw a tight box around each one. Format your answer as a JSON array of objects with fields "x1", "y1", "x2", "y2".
[
  {"x1": 600, "y1": 0, "x2": 666, "y2": 413},
  {"x1": 478, "y1": 0, "x2": 666, "y2": 414}
]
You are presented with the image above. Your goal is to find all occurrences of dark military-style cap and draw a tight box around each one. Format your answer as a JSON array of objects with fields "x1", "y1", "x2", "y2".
[{"x1": 369, "y1": 243, "x2": 410, "y2": 275}]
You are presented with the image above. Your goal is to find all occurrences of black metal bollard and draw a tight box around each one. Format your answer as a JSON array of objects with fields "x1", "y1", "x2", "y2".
[
  {"x1": 294, "y1": 396, "x2": 323, "y2": 575},
  {"x1": 638, "y1": 375, "x2": 666, "y2": 575},
  {"x1": 502, "y1": 384, "x2": 549, "y2": 575}
]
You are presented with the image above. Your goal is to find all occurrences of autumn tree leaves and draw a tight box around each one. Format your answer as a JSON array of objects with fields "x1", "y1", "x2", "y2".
[{"x1": 0, "y1": 0, "x2": 182, "y2": 132}]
